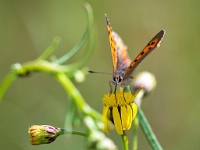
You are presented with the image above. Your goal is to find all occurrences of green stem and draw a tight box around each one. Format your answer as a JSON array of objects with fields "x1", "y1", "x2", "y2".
[
  {"x1": 0, "y1": 72, "x2": 16, "y2": 103},
  {"x1": 69, "y1": 32, "x2": 95, "y2": 68},
  {"x1": 121, "y1": 132, "x2": 129, "y2": 150},
  {"x1": 64, "y1": 96, "x2": 74, "y2": 130},
  {"x1": 132, "y1": 117, "x2": 139, "y2": 150},
  {"x1": 59, "y1": 129, "x2": 87, "y2": 137},
  {"x1": 1, "y1": 60, "x2": 102, "y2": 121},
  {"x1": 12, "y1": 60, "x2": 75, "y2": 75},
  {"x1": 54, "y1": 3, "x2": 93, "y2": 65},
  {"x1": 18, "y1": 61, "x2": 102, "y2": 120},
  {"x1": 36, "y1": 37, "x2": 60, "y2": 61},
  {"x1": 69, "y1": 130, "x2": 87, "y2": 137},
  {"x1": 137, "y1": 108, "x2": 163, "y2": 150},
  {"x1": 55, "y1": 73, "x2": 102, "y2": 120}
]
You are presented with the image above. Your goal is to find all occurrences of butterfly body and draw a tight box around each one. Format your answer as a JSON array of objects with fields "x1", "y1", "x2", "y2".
[{"x1": 105, "y1": 15, "x2": 165, "y2": 92}]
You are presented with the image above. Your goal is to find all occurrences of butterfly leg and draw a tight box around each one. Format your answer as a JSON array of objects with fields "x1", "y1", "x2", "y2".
[
  {"x1": 109, "y1": 81, "x2": 114, "y2": 96},
  {"x1": 109, "y1": 80, "x2": 118, "y2": 93},
  {"x1": 113, "y1": 82, "x2": 118, "y2": 102},
  {"x1": 130, "y1": 84, "x2": 135, "y2": 95},
  {"x1": 122, "y1": 87, "x2": 126, "y2": 102},
  {"x1": 114, "y1": 82, "x2": 117, "y2": 93},
  {"x1": 109, "y1": 81, "x2": 118, "y2": 103}
]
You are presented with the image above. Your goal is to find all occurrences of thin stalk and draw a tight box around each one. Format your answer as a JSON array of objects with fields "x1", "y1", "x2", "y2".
[
  {"x1": 132, "y1": 117, "x2": 139, "y2": 150},
  {"x1": 137, "y1": 108, "x2": 163, "y2": 150},
  {"x1": 121, "y1": 132, "x2": 129, "y2": 150},
  {"x1": 37, "y1": 37, "x2": 60, "y2": 61},
  {"x1": 64, "y1": 33, "x2": 95, "y2": 71},
  {"x1": 1, "y1": 60, "x2": 102, "y2": 120},
  {"x1": 0, "y1": 72, "x2": 16, "y2": 103},
  {"x1": 54, "y1": 3, "x2": 93, "y2": 64},
  {"x1": 59, "y1": 129, "x2": 87, "y2": 137},
  {"x1": 55, "y1": 73, "x2": 102, "y2": 120}
]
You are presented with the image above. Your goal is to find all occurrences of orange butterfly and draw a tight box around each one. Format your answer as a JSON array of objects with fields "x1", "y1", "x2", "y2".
[{"x1": 105, "y1": 15, "x2": 165, "y2": 93}]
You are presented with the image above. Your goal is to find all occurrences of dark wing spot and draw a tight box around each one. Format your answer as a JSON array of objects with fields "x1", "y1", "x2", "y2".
[
  {"x1": 134, "y1": 59, "x2": 138, "y2": 62},
  {"x1": 140, "y1": 51, "x2": 144, "y2": 55},
  {"x1": 148, "y1": 47, "x2": 152, "y2": 50},
  {"x1": 150, "y1": 41, "x2": 155, "y2": 45},
  {"x1": 148, "y1": 43, "x2": 151, "y2": 46}
]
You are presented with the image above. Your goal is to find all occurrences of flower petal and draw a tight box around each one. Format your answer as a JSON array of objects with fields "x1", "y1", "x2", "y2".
[
  {"x1": 121, "y1": 106, "x2": 128, "y2": 130},
  {"x1": 112, "y1": 107, "x2": 123, "y2": 135},
  {"x1": 102, "y1": 105, "x2": 110, "y2": 133},
  {"x1": 131, "y1": 103, "x2": 138, "y2": 121},
  {"x1": 126, "y1": 104, "x2": 133, "y2": 130}
]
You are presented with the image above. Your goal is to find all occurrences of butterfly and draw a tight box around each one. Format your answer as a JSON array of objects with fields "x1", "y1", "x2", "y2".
[{"x1": 105, "y1": 15, "x2": 165, "y2": 93}]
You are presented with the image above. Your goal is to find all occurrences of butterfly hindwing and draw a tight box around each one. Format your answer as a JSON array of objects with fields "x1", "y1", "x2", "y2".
[
  {"x1": 123, "y1": 30, "x2": 165, "y2": 79},
  {"x1": 112, "y1": 31, "x2": 131, "y2": 72}
]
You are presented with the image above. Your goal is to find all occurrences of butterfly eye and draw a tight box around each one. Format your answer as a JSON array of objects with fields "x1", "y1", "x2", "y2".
[
  {"x1": 118, "y1": 76, "x2": 123, "y2": 83},
  {"x1": 113, "y1": 76, "x2": 123, "y2": 83},
  {"x1": 113, "y1": 76, "x2": 117, "y2": 82}
]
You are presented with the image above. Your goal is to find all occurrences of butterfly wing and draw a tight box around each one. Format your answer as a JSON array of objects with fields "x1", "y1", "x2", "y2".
[
  {"x1": 123, "y1": 29, "x2": 165, "y2": 79},
  {"x1": 105, "y1": 15, "x2": 117, "y2": 74},
  {"x1": 106, "y1": 15, "x2": 132, "y2": 75},
  {"x1": 112, "y1": 31, "x2": 132, "y2": 71}
]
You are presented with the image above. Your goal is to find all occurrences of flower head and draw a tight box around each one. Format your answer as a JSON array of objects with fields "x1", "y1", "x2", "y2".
[
  {"x1": 28, "y1": 125, "x2": 63, "y2": 145},
  {"x1": 133, "y1": 71, "x2": 157, "y2": 93},
  {"x1": 102, "y1": 88, "x2": 141, "y2": 135}
]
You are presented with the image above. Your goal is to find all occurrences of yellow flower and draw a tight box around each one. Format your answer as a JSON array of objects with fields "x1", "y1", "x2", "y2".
[{"x1": 102, "y1": 88, "x2": 141, "y2": 135}]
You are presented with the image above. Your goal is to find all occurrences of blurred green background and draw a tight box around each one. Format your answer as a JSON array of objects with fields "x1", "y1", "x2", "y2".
[{"x1": 0, "y1": 0, "x2": 200, "y2": 150}]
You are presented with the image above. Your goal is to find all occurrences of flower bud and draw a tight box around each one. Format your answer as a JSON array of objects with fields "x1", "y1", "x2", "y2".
[
  {"x1": 74, "y1": 70, "x2": 85, "y2": 83},
  {"x1": 28, "y1": 125, "x2": 63, "y2": 145},
  {"x1": 133, "y1": 71, "x2": 157, "y2": 93}
]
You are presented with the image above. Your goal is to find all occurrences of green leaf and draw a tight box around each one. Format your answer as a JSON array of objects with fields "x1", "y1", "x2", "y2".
[
  {"x1": 0, "y1": 72, "x2": 16, "y2": 103},
  {"x1": 54, "y1": 3, "x2": 94, "y2": 64},
  {"x1": 37, "y1": 37, "x2": 60, "y2": 61}
]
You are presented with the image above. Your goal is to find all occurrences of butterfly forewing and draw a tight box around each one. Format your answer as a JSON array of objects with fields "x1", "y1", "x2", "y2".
[
  {"x1": 105, "y1": 15, "x2": 117, "y2": 74},
  {"x1": 123, "y1": 30, "x2": 165, "y2": 79}
]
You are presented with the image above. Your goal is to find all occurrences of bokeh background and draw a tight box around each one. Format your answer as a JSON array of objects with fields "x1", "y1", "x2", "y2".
[{"x1": 0, "y1": 0, "x2": 200, "y2": 150}]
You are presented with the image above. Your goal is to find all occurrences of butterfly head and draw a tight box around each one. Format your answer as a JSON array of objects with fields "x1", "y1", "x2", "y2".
[
  {"x1": 113, "y1": 70, "x2": 125, "y2": 84},
  {"x1": 113, "y1": 75, "x2": 123, "y2": 84}
]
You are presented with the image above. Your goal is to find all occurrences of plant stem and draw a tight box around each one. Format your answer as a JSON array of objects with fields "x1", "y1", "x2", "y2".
[
  {"x1": 55, "y1": 73, "x2": 102, "y2": 120},
  {"x1": 132, "y1": 117, "x2": 139, "y2": 150},
  {"x1": 54, "y1": 3, "x2": 93, "y2": 65},
  {"x1": 137, "y1": 108, "x2": 163, "y2": 150},
  {"x1": 36, "y1": 37, "x2": 60, "y2": 61},
  {"x1": 121, "y1": 132, "x2": 129, "y2": 150},
  {"x1": 60, "y1": 129, "x2": 87, "y2": 137},
  {"x1": 0, "y1": 72, "x2": 16, "y2": 102},
  {"x1": 3, "y1": 60, "x2": 102, "y2": 121}
]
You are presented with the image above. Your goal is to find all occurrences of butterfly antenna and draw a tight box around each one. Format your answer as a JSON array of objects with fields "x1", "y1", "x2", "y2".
[{"x1": 88, "y1": 70, "x2": 112, "y2": 76}]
